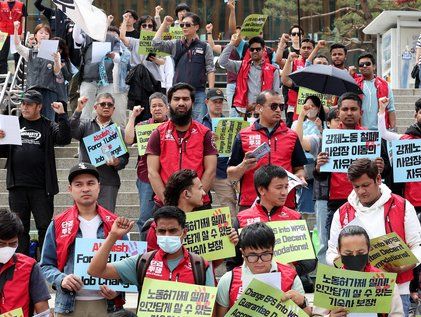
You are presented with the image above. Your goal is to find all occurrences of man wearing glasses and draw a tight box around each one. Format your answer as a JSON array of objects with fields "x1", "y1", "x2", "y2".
[
  {"x1": 69, "y1": 93, "x2": 129, "y2": 212},
  {"x1": 227, "y1": 90, "x2": 307, "y2": 212}
]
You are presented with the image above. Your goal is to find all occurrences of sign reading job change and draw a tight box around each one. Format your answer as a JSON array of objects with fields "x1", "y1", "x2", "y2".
[
  {"x1": 321, "y1": 129, "x2": 381, "y2": 172},
  {"x1": 391, "y1": 139, "x2": 421, "y2": 183}
]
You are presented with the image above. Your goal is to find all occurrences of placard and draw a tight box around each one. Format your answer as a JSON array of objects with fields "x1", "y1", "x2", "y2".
[
  {"x1": 0, "y1": 308, "x2": 24, "y2": 317},
  {"x1": 391, "y1": 139, "x2": 421, "y2": 183},
  {"x1": 211, "y1": 118, "x2": 249, "y2": 157},
  {"x1": 37, "y1": 39, "x2": 59, "y2": 61},
  {"x1": 169, "y1": 26, "x2": 184, "y2": 40},
  {"x1": 240, "y1": 14, "x2": 268, "y2": 38},
  {"x1": 138, "y1": 31, "x2": 170, "y2": 57},
  {"x1": 296, "y1": 87, "x2": 336, "y2": 114},
  {"x1": 135, "y1": 123, "x2": 163, "y2": 156},
  {"x1": 0, "y1": 115, "x2": 22, "y2": 145}
]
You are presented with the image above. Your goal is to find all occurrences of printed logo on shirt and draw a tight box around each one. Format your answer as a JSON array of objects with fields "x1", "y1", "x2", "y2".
[
  {"x1": 20, "y1": 127, "x2": 42, "y2": 145},
  {"x1": 61, "y1": 220, "x2": 74, "y2": 236},
  {"x1": 246, "y1": 217, "x2": 261, "y2": 226},
  {"x1": 248, "y1": 135, "x2": 261, "y2": 147},
  {"x1": 164, "y1": 130, "x2": 175, "y2": 141},
  {"x1": 147, "y1": 260, "x2": 164, "y2": 276}
]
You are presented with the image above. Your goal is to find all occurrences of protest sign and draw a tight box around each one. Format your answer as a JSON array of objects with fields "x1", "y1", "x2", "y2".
[
  {"x1": 0, "y1": 115, "x2": 22, "y2": 145},
  {"x1": 184, "y1": 207, "x2": 235, "y2": 261},
  {"x1": 211, "y1": 118, "x2": 249, "y2": 157},
  {"x1": 0, "y1": 31, "x2": 8, "y2": 51},
  {"x1": 314, "y1": 264, "x2": 397, "y2": 313},
  {"x1": 286, "y1": 170, "x2": 307, "y2": 193},
  {"x1": 240, "y1": 14, "x2": 268, "y2": 38},
  {"x1": 82, "y1": 124, "x2": 127, "y2": 167},
  {"x1": 226, "y1": 279, "x2": 308, "y2": 317},
  {"x1": 91, "y1": 42, "x2": 111, "y2": 63},
  {"x1": 320, "y1": 129, "x2": 381, "y2": 172},
  {"x1": 37, "y1": 39, "x2": 59, "y2": 61},
  {"x1": 0, "y1": 308, "x2": 24, "y2": 317},
  {"x1": 135, "y1": 123, "x2": 163, "y2": 156},
  {"x1": 138, "y1": 278, "x2": 217, "y2": 316},
  {"x1": 74, "y1": 238, "x2": 146, "y2": 292},
  {"x1": 267, "y1": 220, "x2": 316, "y2": 264},
  {"x1": 138, "y1": 31, "x2": 170, "y2": 57},
  {"x1": 296, "y1": 87, "x2": 336, "y2": 114},
  {"x1": 169, "y1": 26, "x2": 184, "y2": 40},
  {"x1": 369, "y1": 232, "x2": 418, "y2": 269},
  {"x1": 391, "y1": 139, "x2": 421, "y2": 183}
]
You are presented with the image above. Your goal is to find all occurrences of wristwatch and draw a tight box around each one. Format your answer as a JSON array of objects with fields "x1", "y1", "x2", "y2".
[{"x1": 299, "y1": 296, "x2": 308, "y2": 309}]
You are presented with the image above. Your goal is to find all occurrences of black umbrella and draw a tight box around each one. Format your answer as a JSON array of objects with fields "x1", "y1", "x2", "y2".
[{"x1": 289, "y1": 64, "x2": 363, "y2": 96}]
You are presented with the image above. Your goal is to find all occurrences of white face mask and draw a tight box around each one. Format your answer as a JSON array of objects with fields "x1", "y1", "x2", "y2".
[
  {"x1": 0, "y1": 246, "x2": 17, "y2": 264},
  {"x1": 247, "y1": 117, "x2": 258, "y2": 124},
  {"x1": 157, "y1": 235, "x2": 182, "y2": 254}
]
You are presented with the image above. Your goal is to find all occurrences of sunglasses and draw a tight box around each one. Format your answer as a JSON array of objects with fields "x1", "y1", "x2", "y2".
[
  {"x1": 359, "y1": 61, "x2": 372, "y2": 68},
  {"x1": 291, "y1": 32, "x2": 301, "y2": 36},
  {"x1": 246, "y1": 112, "x2": 260, "y2": 118},
  {"x1": 97, "y1": 102, "x2": 114, "y2": 108},
  {"x1": 141, "y1": 23, "x2": 154, "y2": 29},
  {"x1": 250, "y1": 47, "x2": 262, "y2": 52},
  {"x1": 268, "y1": 103, "x2": 283, "y2": 111},
  {"x1": 180, "y1": 23, "x2": 194, "y2": 28}
]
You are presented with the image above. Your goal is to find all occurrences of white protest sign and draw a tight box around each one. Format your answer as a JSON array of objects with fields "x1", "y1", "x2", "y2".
[
  {"x1": 242, "y1": 272, "x2": 281, "y2": 291},
  {"x1": 37, "y1": 40, "x2": 59, "y2": 61},
  {"x1": 91, "y1": 42, "x2": 111, "y2": 63},
  {"x1": 0, "y1": 115, "x2": 21, "y2": 145}
]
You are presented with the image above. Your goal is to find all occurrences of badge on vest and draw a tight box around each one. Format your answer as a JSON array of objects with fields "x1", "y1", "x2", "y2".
[
  {"x1": 248, "y1": 135, "x2": 261, "y2": 147},
  {"x1": 246, "y1": 217, "x2": 260, "y2": 226},
  {"x1": 194, "y1": 48, "x2": 204, "y2": 55}
]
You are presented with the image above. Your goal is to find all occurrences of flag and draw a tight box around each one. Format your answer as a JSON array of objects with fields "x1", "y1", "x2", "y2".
[{"x1": 52, "y1": 0, "x2": 107, "y2": 42}]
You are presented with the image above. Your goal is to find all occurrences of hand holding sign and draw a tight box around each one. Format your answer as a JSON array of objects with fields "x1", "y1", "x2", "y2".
[
  {"x1": 228, "y1": 228, "x2": 239, "y2": 246},
  {"x1": 106, "y1": 156, "x2": 120, "y2": 167},
  {"x1": 100, "y1": 285, "x2": 118, "y2": 300},
  {"x1": 316, "y1": 151, "x2": 329, "y2": 172},
  {"x1": 383, "y1": 262, "x2": 415, "y2": 274},
  {"x1": 281, "y1": 289, "x2": 307, "y2": 310},
  {"x1": 0, "y1": 129, "x2": 5, "y2": 139},
  {"x1": 110, "y1": 217, "x2": 135, "y2": 238},
  {"x1": 61, "y1": 274, "x2": 83, "y2": 292},
  {"x1": 330, "y1": 308, "x2": 349, "y2": 317},
  {"x1": 242, "y1": 151, "x2": 258, "y2": 171},
  {"x1": 373, "y1": 157, "x2": 384, "y2": 174}
]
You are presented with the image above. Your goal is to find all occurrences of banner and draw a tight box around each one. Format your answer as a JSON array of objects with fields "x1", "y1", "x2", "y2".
[
  {"x1": 391, "y1": 139, "x2": 421, "y2": 183},
  {"x1": 314, "y1": 264, "x2": 397, "y2": 313},
  {"x1": 82, "y1": 124, "x2": 127, "y2": 167},
  {"x1": 267, "y1": 220, "x2": 316, "y2": 264},
  {"x1": 169, "y1": 26, "x2": 184, "y2": 40},
  {"x1": 73, "y1": 238, "x2": 147, "y2": 292},
  {"x1": 135, "y1": 123, "x2": 163, "y2": 156},
  {"x1": 0, "y1": 308, "x2": 23, "y2": 317},
  {"x1": 138, "y1": 31, "x2": 171, "y2": 57},
  {"x1": 52, "y1": 0, "x2": 107, "y2": 42},
  {"x1": 211, "y1": 118, "x2": 249, "y2": 157},
  {"x1": 226, "y1": 279, "x2": 308, "y2": 317},
  {"x1": 137, "y1": 278, "x2": 217, "y2": 316},
  {"x1": 369, "y1": 232, "x2": 418, "y2": 269},
  {"x1": 184, "y1": 207, "x2": 235, "y2": 261},
  {"x1": 320, "y1": 129, "x2": 381, "y2": 172},
  {"x1": 240, "y1": 14, "x2": 268, "y2": 38},
  {"x1": 296, "y1": 87, "x2": 336, "y2": 114}
]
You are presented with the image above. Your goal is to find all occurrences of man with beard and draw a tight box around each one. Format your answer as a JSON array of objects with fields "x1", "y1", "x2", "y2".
[{"x1": 146, "y1": 83, "x2": 217, "y2": 209}]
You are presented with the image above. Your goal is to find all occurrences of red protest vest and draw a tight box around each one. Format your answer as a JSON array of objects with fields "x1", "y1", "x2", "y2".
[
  {"x1": 286, "y1": 59, "x2": 306, "y2": 109},
  {"x1": 237, "y1": 203, "x2": 301, "y2": 228},
  {"x1": 355, "y1": 76, "x2": 391, "y2": 128},
  {"x1": 156, "y1": 120, "x2": 211, "y2": 205},
  {"x1": 0, "y1": 1, "x2": 23, "y2": 35},
  {"x1": 0, "y1": 254, "x2": 36, "y2": 317},
  {"x1": 338, "y1": 193, "x2": 412, "y2": 284},
  {"x1": 228, "y1": 262, "x2": 297, "y2": 308},
  {"x1": 144, "y1": 246, "x2": 208, "y2": 283},
  {"x1": 54, "y1": 204, "x2": 117, "y2": 271},
  {"x1": 400, "y1": 134, "x2": 421, "y2": 207},
  {"x1": 238, "y1": 121, "x2": 298, "y2": 208},
  {"x1": 233, "y1": 49, "x2": 276, "y2": 109}
]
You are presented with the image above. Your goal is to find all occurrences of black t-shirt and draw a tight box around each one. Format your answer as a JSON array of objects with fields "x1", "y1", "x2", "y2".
[
  {"x1": 126, "y1": 29, "x2": 140, "y2": 39},
  {"x1": 282, "y1": 45, "x2": 300, "y2": 59},
  {"x1": 7, "y1": 2, "x2": 28, "y2": 17},
  {"x1": 11, "y1": 118, "x2": 46, "y2": 188}
]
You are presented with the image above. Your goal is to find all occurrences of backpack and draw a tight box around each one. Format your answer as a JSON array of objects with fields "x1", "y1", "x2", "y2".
[{"x1": 139, "y1": 218, "x2": 154, "y2": 242}]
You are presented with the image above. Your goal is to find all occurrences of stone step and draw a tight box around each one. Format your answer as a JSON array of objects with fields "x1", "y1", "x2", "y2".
[
  {"x1": 56, "y1": 157, "x2": 138, "y2": 169},
  {"x1": 394, "y1": 102, "x2": 418, "y2": 110},
  {"x1": 394, "y1": 109, "x2": 416, "y2": 117},
  {"x1": 394, "y1": 96, "x2": 420, "y2": 103},
  {"x1": 54, "y1": 146, "x2": 139, "y2": 158},
  {"x1": 392, "y1": 89, "x2": 420, "y2": 96}
]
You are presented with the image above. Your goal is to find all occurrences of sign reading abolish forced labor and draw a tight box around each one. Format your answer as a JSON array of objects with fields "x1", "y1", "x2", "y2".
[
  {"x1": 212, "y1": 118, "x2": 250, "y2": 157},
  {"x1": 320, "y1": 129, "x2": 381, "y2": 172},
  {"x1": 184, "y1": 207, "x2": 235, "y2": 261},
  {"x1": 391, "y1": 139, "x2": 421, "y2": 183},
  {"x1": 296, "y1": 87, "x2": 336, "y2": 114},
  {"x1": 226, "y1": 278, "x2": 308, "y2": 317},
  {"x1": 369, "y1": 232, "x2": 418, "y2": 269},
  {"x1": 138, "y1": 31, "x2": 171, "y2": 56},
  {"x1": 267, "y1": 220, "x2": 316, "y2": 264},
  {"x1": 314, "y1": 264, "x2": 397, "y2": 313},
  {"x1": 135, "y1": 123, "x2": 163, "y2": 156},
  {"x1": 138, "y1": 278, "x2": 217, "y2": 316},
  {"x1": 73, "y1": 238, "x2": 147, "y2": 292},
  {"x1": 240, "y1": 14, "x2": 268, "y2": 37},
  {"x1": 83, "y1": 124, "x2": 127, "y2": 167},
  {"x1": 0, "y1": 308, "x2": 24, "y2": 317}
]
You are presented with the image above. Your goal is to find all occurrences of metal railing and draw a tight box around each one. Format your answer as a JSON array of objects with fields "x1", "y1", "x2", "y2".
[{"x1": 0, "y1": 55, "x2": 26, "y2": 116}]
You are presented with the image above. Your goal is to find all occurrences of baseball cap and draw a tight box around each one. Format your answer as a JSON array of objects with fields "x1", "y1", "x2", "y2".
[
  {"x1": 68, "y1": 162, "x2": 100, "y2": 183},
  {"x1": 21, "y1": 90, "x2": 43, "y2": 104},
  {"x1": 206, "y1": 88, "x2": 226, "y2": 101}
]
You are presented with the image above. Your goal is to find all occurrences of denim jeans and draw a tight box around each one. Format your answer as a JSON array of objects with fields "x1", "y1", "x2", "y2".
[
  {"x1": 192, "y1": 90, "x2": 207, "y2": 121},
  {"x1": 226, "y1": 82, "x2": 236, "y2": 108},
  {"x1": 401, "y1": 294, "x2": 410, "y2": 317},
  {"x1": 136, "y1": 179, "x2": 155, "y2": 232},
  {"x1": 39, "y1": 88, "x2": 59, "y2": 121},
  {"x1": 315, "y1": 199, "x2": 329, "y2": 264}
]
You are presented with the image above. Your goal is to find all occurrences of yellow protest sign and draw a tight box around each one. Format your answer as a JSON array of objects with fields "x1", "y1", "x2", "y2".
[
  {"x1": 0, "y1": 31, "x2": 8, "y2": 51},
  {"x1": 138, "y1": 31, "x2": 170, "y2": 57},
  {"x1": 138, "y1": 278, "x2": 217, "y2": 316},
  {"x1": 170, "y1": 26, "x2": 184, "y2": 40},
  {"x1": 267, "y1": 220, "x2": 316, "y2": 264},
  {"x1": 184, "y1": 207, "x2": 235, "y2": 261},
  {"x1": 314, "y1": 264, "x2": 397, "y2": 313},
  {"x1": 296, "y1": 87, "x2": 336, "y2": 114},
  {"x1": 240, "y1": 14, "x2": 268, "y2": 38},
  {"x1": 135, "y1": 123, "x2": 163, "y2": 156},
  {"x1": 0, "y1": 308, "x2": 24, "y2": 317},
  {"x1": 211, "y1": 118, "x2": 249, "y2": 157}
]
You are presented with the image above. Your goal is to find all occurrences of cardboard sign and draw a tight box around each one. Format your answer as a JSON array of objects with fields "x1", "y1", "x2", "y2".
[
  {"x1": 211, "y1": 118, "x2": 249, "y2": 157},
  {"x1": 138, "y1": 31, "x2": 170, "y2": 57},
  {"x1": 314, "y1": 264, "x2": 397, "y2": 313},
  {"x1": 137, "y1": 278, "x2": 217, "y2": 316},
  {"x1": 184, "y1": 207, "x2": 236, "y2": 261},
  {"x1": 296, "y1": 87, "x2": 336, "y2": 114},
  {"x1": 320, "y1": 129, "x2": 381, "y2": 172},
  {"x1": 73, "y1": 238, "x2": 147, "y2": 292},
  {"x1": 135, "y1": 123, "x2": 163, "y2": 156},
  {"x1": 0, "y1": 308, "x2": 24, "y2": 317},
  {"x1": 0, "y1": 115, "x2": 22, "y2": 145},
  {"x1": 169, "y1": 26, "x2": 184, "y2": 40},
  {"x1": 240, "y1": 14, "x2": 268, "y2": 38},
  {"x1": 391, "y1": 139, "x2": 421, "y2": 183}
]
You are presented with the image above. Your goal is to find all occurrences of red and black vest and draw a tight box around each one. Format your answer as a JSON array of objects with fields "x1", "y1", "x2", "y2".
[
  {"x1": 54, "y1": 204, "x2": 117, "y2": 271},
  {"x1": 237, "y1": 203, "x2": 301, "y2": 228},
  {"x1": 286, "y1": 58, "x2": 306, "y2": 110},
  {"x1": 228, "y1": 262, "x2": 297, "y2": 308},
  {"x1": 238, "y1": 121, "x2": 298, "y2": 208},
  {"x1": 156, "y1": 120, "x2": 211, "y2": 205},
  {"x1": 0, "y1": 254, "x2": 36, "y2": 317},
  {"x1": 339, "y1": 193, "x2": 412, "y2": 284},
  {"x1": 0, "y1": 1, "x2": 23, "y2": 35},
  {"x1": 400, "y1": 134, "x2": 421, "y2": 207}
]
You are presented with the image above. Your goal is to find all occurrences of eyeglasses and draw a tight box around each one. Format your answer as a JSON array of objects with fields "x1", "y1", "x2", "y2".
[
  {"x1": 249, "y1": 47, "x2": 262, "y2": 52},
  {"x1": 358, "y1": 61, "x2": 372, "y2": 68},
  {"x1": 141, "y1": 23, "x2": 154, "y2": 29},
  {"x1": 97, "y1": 102, "x2": 114, "y2": 108},
  {"x1": 180, "y1": 23, "x2": 194, "y2": 28},
  {"x1": 268, "y1": 103, "x2": 283, "y2": 111},
  {"x1": 291, "y1": 32, "x2": 301, "y2": 36},
  {"x1": 244, "y1": 252, "x2": 273, "y2": 263},
  {"x1": 246, "y1": 112, "x2": 260, "y2": 118}
]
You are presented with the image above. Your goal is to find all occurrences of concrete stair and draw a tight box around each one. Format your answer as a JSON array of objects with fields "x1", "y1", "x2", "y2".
[{"x1": 393, "y1": 89, "x2": 421, "y2": 133}]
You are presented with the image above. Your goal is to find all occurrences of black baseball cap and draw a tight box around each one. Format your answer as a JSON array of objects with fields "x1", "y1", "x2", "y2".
[
  {"x1": 21, "y1": 89, "x2": 43, "y2": 104},
  {"x1": 68, "y1": 163, "x2": 100, "y2": 183},
  {"x1": 206, "y1": 88, "x2": 226, "y2": 101}
]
